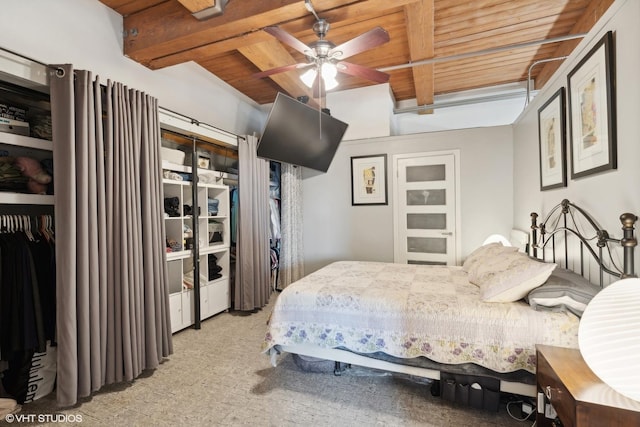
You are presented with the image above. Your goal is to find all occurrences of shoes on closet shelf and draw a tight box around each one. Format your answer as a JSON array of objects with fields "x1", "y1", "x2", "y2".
[{"x1": 164, "y1": 197, "x2": 181, "y2": 217}]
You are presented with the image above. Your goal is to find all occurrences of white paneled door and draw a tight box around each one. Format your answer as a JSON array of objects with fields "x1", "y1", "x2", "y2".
[{"x1": 393, "y1": 151, "x2": 460, "y2": 265}]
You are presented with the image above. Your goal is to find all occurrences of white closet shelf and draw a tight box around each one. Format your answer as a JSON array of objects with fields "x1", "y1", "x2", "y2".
[
  {"x1": 166, "y1": 250, "x2": 191, "y2": 261},
  {"x1": 162, "y1": 178, "x2": 191, "y2": 186},
  {"x1": 199, "y1": 215, "x2": 228, "y2": 220},
  {"x1": 200, "y1": 245, "x2": 227, "y2": 255},
  {"x1": 0, "y1": 132, "x2": 52, "y2": 151},
  {"x1": 162, "y1": 160, "x2": 192, "y2": 173},
  {"x1": 0, "y1": 192, "x2": 53, "y2": 204},
  {"x1": 198, "y1": 183, "x2": 229, "y2": 190}
]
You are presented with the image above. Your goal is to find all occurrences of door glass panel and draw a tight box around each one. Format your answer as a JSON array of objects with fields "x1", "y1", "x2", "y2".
[
  {"x1": 406, "y1": 164, "x2": 445, "y2": 182},
  {"x1": 406, "y1": 189, "x2": 446, "y2": 206},
  {"x1": 407, "y1": 213, "x2": 446, "y2": 230},
  {"x1": 407, "y1": 237, "x2": 447, "y2": 254}
]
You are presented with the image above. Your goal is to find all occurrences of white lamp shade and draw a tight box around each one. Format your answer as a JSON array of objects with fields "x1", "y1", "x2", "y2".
[
  {"x1": 579, "y1": 277, "x2": 640, "y2": 402},
  {"x1": 300, "y1": 63, "x2": 339, "y2": 91},
  {"x1": 322, "y1": 75, "x2": 338, "y2": 91},
  {"x1": 482, "y1": 234, "x2": 511, "y2": 246},
  {"x1": 300, "y1": 68, "x2": 317, "y2": 88},
  {"x1": 321, "y1": 62, "x2": 338, "y2": 78}
]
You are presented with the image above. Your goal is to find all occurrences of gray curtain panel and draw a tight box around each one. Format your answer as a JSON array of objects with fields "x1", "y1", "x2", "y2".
[
  {"x1": 50, "y1": 65, "x2": 172, "y2": 407},
  {"x1": 279, "y1": 163, "x2": 304, "y2": 288},
  {"x1": 234, "y1": 135, "x2": 271, "y2": 310}
]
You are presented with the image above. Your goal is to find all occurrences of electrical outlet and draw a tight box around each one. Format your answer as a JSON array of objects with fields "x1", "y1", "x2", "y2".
[{"x1": 522, "y1": 402, "x2": 533, "y2": 415}]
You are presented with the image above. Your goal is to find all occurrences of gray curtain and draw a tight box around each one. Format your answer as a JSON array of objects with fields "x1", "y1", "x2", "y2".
[
  {"x1": 50, "y1": 65, "x2": 172, "y2": 407},
  {"x1": 234, "y1": 135, "x2": 271, "y2": 310},
  {"x1": 279, "y1": 163, "x2": 304, "y2": 288}
]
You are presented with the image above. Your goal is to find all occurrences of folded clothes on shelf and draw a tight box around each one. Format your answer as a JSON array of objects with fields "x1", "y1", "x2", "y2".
[
  {"x1": 209, "y1": 221, "x2": 223, "y2": 243},
  {"x1": 208, "y1": 198, "x2": 219, "y2": 216}
]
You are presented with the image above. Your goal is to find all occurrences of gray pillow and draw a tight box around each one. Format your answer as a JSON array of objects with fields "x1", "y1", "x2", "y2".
[{"x1": 525, "y1": 267, "x2": 601, "y2": 317}]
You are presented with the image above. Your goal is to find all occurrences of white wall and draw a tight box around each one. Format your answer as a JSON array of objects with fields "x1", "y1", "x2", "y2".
[
  {"x1": 0, "y1": 0, "x2": 263, "y2": 136},
  {"x1": 302, "y1": 126, "x2": 514, "y2": 273},
  {"x1": 512, "y1": 0, "x2": 640, "y2": 268},
  {"x1": 326, "y1": 84, "x2": 395, "y2": 140}
]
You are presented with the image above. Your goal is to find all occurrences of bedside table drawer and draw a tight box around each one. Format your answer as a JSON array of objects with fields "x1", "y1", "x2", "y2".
[{"x1": 537, "y1": 350, "x2": 576, "y2": 426}]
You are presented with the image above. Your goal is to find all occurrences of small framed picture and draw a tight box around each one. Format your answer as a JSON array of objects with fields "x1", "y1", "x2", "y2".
[
  {"x1": 567, "y1": 31, "x2": 616, "y2": 179},
  {"x1": 538, "y1": 87, "x2": 567, "y2": 191},
  {"x1": 350, "y1": 154, "x2": 387, "y2": 205},
  {"x1": 198, "y1": 155, "x2": 210, "y2": 169}
]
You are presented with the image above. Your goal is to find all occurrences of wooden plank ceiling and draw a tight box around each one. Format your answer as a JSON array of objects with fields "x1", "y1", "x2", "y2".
[{"x1": 99, "y1": 0, "x2": 614, "y2": 107}]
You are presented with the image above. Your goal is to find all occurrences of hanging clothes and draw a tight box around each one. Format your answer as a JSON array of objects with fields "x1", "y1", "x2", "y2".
[{"x1": 0, "y1": 217, "x2": 56, "y2": 403}]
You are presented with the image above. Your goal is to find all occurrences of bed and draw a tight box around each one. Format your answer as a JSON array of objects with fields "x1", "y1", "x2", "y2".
[{"x1": 263, "y1": 200, "x2": 637, "y2": 398}]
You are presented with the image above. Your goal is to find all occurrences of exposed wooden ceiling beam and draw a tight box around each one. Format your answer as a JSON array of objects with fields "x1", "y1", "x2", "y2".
[
  {"x1": 405, "y1": 0, "x2": 434, "y2": 114},
  {"x1": 237, "y1": 40, "x2": 320, "y2": 108},
  {"x1": 176, "y1": 0, "x2": 216, "y2": 13},
  {"x1": 535, "y1": 0, "x2": 615, "y2": 90},
  {"x1": 123, "y1": 0, "x2": 366, "y2": 65},
  {"x1": 150, "y1": 31, "x2": 273, "y2": 69}
]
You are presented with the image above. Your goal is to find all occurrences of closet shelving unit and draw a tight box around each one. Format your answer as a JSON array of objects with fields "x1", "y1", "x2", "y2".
[
  {"x1": 0, "y1": 133, "x2": 53, "y2": 205},
  {"x1": 0, "y1": 52, "x2": 53, "y2": 208},
  {"x1": 159, "y1": 108, "x2": 237, "y2": 333}
]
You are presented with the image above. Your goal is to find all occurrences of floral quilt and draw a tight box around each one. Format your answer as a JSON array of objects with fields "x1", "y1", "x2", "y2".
[{"x1": 263, "y1": 261, "x2": 579, "y2": 373}]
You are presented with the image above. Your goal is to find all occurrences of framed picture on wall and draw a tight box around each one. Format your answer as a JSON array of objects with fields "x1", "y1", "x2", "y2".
[
  {"x1": 351, "y1": 154, "x2": 388, "y2": 205},
  {"x1": 567, "y1": 31, "x2": 616, "y2": 179},
  {"x1": 538, "y1": 87, "x2": 567, "y2": 191}
]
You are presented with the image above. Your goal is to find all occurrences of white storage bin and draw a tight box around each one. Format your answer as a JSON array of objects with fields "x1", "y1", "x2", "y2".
[{"x1": 161, "y1": 147, "x2": 185, "y2": 165}]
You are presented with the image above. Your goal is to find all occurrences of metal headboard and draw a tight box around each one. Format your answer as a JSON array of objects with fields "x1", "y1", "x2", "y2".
[{"x1": 530, "y1": 199, "x2": 637, "y2": 287}]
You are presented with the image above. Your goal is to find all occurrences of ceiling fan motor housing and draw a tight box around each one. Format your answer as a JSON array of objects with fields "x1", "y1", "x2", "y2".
[{"x1": 309, "y1": 40, "x2": 336, "y2": 61}]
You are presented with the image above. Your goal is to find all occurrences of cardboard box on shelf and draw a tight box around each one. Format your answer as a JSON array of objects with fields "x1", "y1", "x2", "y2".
[{"x1": 0, "y1": 117, "x2": 29, "y2": 136}]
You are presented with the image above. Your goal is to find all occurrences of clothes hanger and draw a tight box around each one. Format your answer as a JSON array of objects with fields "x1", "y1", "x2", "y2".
[
  {"x1": 24, "y1": 215, "x2": 34, "y2": 241},
  {"x1": 47, "y1": 215, "x2": 55, "y2": 242}
]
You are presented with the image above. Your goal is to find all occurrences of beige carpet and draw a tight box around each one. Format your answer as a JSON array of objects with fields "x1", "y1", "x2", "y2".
[{"x1": 3, "y1": 294, "x2": 531, "y2": 426}]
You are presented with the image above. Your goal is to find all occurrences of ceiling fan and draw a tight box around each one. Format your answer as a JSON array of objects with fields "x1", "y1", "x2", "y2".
[{"x1": 252, "y1": 0, "x2": 391, "y2": 99}]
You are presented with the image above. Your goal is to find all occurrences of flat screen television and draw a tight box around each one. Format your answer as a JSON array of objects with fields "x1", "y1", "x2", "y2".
[{"x1": 257, "y1": 92, "x2": 348, "y2": 173}]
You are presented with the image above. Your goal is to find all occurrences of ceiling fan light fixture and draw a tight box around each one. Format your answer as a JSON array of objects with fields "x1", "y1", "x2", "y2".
[
  {"x1": 300, "y1": 68, "x2": 318, "y2": 88},
  {"x1": 321, "y1": 62, "x2": 338, "y2": 78},
  {"x1": 320, "y1": 62, "x2": 339, "y2": 90},
  {"x1": 323, "y1": 75, "x2": 339, "y2": 91}
]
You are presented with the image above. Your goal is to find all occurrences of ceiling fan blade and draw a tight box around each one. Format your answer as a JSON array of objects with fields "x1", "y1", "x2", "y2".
[
  {"x1": 329, "y1": 27, "x2": 390, "y2": 60},
  {"x1": 252, "y1": 62, "x2": 312, "y2": 80},
  {"x1": 264, "y1": 26, "x2": 316, "y2": 58},
  {"x1": 337, "y1": 61, "x2": 390, "y2": 83}
]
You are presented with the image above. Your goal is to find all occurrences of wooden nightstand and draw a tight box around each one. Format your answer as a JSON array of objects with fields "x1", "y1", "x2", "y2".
[{"x1": 536, "y1": 345, "x2": 640, "y2": 426}]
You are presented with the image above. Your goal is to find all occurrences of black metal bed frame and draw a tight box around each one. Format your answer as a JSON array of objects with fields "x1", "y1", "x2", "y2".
[{"x1": 530, "y1": 199, "x2": 637, "y2": 286}]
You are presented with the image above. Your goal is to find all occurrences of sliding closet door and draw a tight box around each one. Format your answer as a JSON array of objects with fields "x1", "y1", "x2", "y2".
[{"x1": 393, "y1": 151, "x2": 460, "y2": 265}]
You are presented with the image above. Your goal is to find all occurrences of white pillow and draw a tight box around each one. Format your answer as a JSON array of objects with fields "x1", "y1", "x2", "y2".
[
  {"x1": 474, "y1": 252, "x2": 556, "y2": 303},
  {"x1": 462, "y1": 242, "x2": 518, "y2": 273}
]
